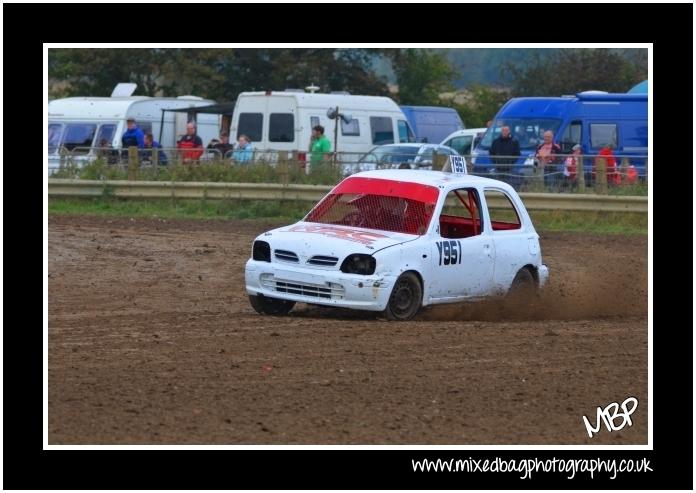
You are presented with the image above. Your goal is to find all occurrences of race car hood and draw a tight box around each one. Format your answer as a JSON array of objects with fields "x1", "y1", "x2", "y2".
[{"x1": 259, "y1": 221, "x2": 418, "y2": 260}]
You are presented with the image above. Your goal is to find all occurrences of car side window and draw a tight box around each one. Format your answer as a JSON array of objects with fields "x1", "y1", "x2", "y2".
[
  {"x1": 483, "y1": 189, "x2": 521, "y2": 231},
  {"x1": 438, "y1": 188, "x2": 483, "y2": 239}
]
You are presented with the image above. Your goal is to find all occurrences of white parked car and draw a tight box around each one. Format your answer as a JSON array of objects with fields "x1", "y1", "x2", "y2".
[
  {"x1": 344, "y1": 143, "x2": 460, "y2": 176},
  {"x1": 440, "y1": 127, "x2": 488, "y2": 162},
  {"x1": 245, "y1": 167, "x2": 549, "y2": 320}
]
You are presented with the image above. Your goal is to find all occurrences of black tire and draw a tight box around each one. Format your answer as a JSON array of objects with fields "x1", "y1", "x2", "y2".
[
  {"x1": 506, "y1": 268, "x2": 537, "y2": 307},
  {"x1": 248, "y1": 294, "x2": 295, "y2": 316},
  {"x1": 383, "y1": 272, "x2": 423, "y2": 321},
  {"x1": 398, "y1": 162, "x2": 411, "y2": 169}
]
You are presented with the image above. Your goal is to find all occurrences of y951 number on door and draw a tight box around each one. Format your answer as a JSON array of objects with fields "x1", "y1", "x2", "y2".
[{"x1": 436, "y1": 240, "x2": 462, "y2": 266}]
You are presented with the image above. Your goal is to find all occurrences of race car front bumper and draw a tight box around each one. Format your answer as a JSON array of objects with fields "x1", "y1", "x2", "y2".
[{"x1": 245, "y1": 259, "x2": 396, "y2": 311}]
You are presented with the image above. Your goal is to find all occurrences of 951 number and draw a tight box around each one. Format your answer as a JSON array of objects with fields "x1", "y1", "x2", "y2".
[{"x1": 436, "y1": 240, "x2": 462, "y2": 266}]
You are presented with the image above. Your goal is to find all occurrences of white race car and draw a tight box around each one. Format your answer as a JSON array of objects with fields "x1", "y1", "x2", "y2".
[{"x1": 245, "y1": 165, "x2": 548, "y2": 321}]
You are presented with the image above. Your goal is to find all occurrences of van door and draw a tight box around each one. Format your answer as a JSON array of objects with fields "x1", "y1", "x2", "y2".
[
  {"x1": 397, "y1": 119, "x2": 415, "y2": 143},
  {"x1": 559, "y1": 120, "x2": 582, "y2": 153}
]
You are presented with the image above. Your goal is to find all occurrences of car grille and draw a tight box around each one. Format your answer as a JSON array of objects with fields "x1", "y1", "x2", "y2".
[
  {"x1": 307, "y1": 255, "x2": 339, "y2": 267},
  {"x1": 260, "y1": 275, "x2": 344, "y2": 300},
  {"x1": 274, "y1": 249, "x2": 299, "y2": 263}
]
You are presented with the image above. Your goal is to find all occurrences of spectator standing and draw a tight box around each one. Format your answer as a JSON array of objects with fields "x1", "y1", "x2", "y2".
[
  {"x1": 309, "y1": 125, "x2": 332, "y2": 170},
  {"x1": 177, "y1": 122, "x2": 204, "y2": 163},
  {"x1": 535, "y1": 130, "x2": 562, "y2": 188},
  {"x1": 562, "y1": 144, "x2": 582, "y2": 190},
  {"x1": 594, "y1": 144, "x2": 620, "y2": 186},
  {"x1": 233, "y1": 134, "x2": 254, "y2": 163},
  {"x1": 143, "y1": 133, "x2": 168, "y2": 165},
  {"x1": 121, "y1": 118, "x2": 145, "y2": 149},
  {"x1": 489, "y1": 126, "x2": 520, "y2": 166}
]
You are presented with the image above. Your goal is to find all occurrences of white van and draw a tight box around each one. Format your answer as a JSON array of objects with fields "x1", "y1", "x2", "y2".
[
  {"x1": 440, "y1": 128, "x2": 488, "y2": 156},
  {"x1": 47, "y1": 84, "x2": 221, "y2": 173},
  {"x1": 229, "y1": 91, "x2": 415, "y2": 163}
]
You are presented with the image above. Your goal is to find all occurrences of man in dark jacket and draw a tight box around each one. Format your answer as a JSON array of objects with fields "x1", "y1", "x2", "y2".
[
  {"x1": 143, "y1": 133, "x2": 168, "y2": 165},
  {"x1": 490, "y1": 126, "x2": 520, "y2": 166}
]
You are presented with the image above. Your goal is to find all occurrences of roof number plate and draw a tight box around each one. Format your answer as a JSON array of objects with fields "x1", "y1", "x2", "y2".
[{"x1": 449, "y1": 155, "x2": 467, "y2": 175}]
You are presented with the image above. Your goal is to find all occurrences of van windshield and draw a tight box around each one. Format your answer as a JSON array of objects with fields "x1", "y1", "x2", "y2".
[{"x1": 478, "y1": 118, "x2": 562, "y2": 150}]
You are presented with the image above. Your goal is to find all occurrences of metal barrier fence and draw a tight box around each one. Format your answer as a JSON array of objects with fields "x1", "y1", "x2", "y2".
[
  {"x1": 47, "y1": 179, "x2": 648, "y2": 213},
  {"x1": 48, "y1": 146, "x2": 648, "y2": 196}
]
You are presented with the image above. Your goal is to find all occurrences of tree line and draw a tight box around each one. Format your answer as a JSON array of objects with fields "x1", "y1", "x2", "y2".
[{"x1": 49, "y1": 48, "x2": 647, "y2": 129}]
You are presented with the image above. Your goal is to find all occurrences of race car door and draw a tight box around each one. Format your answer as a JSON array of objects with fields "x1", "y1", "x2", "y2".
[{"x1": 429, "y1": 187, "x2": 495, "y2": 300}]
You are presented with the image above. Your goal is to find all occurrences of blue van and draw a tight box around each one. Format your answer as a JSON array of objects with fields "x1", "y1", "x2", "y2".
[
  {"x1": 471, "y1": 92, "x2": 648, "y2": 179},
  {"x1": 400, "y1": 106, "x2": 465, "y2": 144}
]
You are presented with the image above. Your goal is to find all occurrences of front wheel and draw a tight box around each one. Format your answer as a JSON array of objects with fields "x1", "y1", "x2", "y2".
[
  {"x1": 383, "y1": 272, "x2": 423, "y2": 321},
  {"x1": 249, "y1": 295, "x2": 295, "y2": 316}
]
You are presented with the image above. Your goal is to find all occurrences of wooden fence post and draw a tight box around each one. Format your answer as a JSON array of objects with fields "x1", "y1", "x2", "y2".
[
  {"x1": 595, "y1": 156, "x2": 607, "y2": 195},
  {"x1": 432, "y1": 152, "x2": 447, "y2": 171},
  {"x1": 127, "y1": 146, "x2": 139, "y2": 180},
  {"x1": 278, "y1": 151, "x2": 289, "y2": 186},
  {"x1": 620, "y1": 157, "x2": 630, "y2": 187},
  {"x1": 576, "y1": 155, "x2": 585, "y2": 193}
]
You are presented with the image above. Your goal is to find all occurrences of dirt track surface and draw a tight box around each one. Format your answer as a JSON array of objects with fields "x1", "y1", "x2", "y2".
[{"x1": 48, "y1": 215, "x2": 648, "y2": 444}]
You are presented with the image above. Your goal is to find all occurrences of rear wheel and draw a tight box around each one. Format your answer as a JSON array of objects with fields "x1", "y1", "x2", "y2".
[
  {"x1": 506, "y1": 268, "x2": 537, "y2": 308},
  {"x1": 248, "y1": 295, "x2": 295, "y2": 316},
  {"x1": 384, "y1": 272, "x2": 422, "y2": 321}
]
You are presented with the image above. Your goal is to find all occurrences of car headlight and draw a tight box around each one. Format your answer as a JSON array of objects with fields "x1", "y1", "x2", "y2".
[
  {"x1": 252, "y1": 240, "x2": 271, "y2": 262},
  {"x1": 340, "y1": 254, "x2": 376, "y2": 275}
]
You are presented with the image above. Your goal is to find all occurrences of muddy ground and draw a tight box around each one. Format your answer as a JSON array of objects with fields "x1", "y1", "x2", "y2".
[{"x1": 48, "y1": 215, "x2": 648, "y2": 444}]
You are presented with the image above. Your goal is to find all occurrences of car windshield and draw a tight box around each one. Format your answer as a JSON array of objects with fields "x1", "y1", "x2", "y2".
[
  {"x1": 359, "y1": 146, "x2": 422, "y2": 164},
  {"x1": 478, "y1": 118, "x2": 562, "y2": 150},
  {"x1": 304, "y1": 177, "x2": 439, "y2": 235}
]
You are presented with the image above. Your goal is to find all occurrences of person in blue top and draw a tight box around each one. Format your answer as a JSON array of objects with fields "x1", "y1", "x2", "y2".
[
  {"x1": 143, "y1": 133, "x2": 168, "y2": 165},
  {"x1": 121, "y1": 118, "x2": 145, "y2": 149},
  {"x1": 233, "y1": 134, "x2": 254, "y2": 164}
]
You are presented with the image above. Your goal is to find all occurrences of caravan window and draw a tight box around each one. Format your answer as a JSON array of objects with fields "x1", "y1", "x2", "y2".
[
  {"x1": 590, "y1": 123, "x2": 618, "y2": 149},
  {"x1": 95, "y1": 124, "x2": 117, "y2": 148},
  {"x1": 370, "y1": 117, "x2": 395, "y2": 145},
  {"x1": 138, "y1": 122, "x2": 152, "y2": 136},
  {"x1": 341, "y1": 118, "x2": 360, "y2": 136},
  {"x1": 269, "y1": 113, "x2": 294, "y2": 142},
  {"x1": 62, "y1": 123, "x2": 97, "y2": 154},
  {"x1": 48, "y1": 123, "x2": 64, "y2": 154},
  {"x1": 238, "y1": 113, "x2": 263, "y2": 142}
]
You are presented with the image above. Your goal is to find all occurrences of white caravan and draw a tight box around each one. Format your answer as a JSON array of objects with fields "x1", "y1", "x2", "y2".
[
  {"x1": 229, "y1": 90, "x2": 416, "y2": 164},
  {"x1": 47, "y1": 83, "x2": 221, "y2": 174}
]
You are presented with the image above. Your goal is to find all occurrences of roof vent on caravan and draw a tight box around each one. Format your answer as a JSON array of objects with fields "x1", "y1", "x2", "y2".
[
  {"x1": 284, "y1": 88, "x2": 305, "y2": 93},
  {"x1": 111, "y1": 83, "x2": 137, "y2": 97},
  {"x1": 305, "y1": 84, "x2": 320, "y2": 93},
  {"x1": 177, "y1": 95, "x2": 204, "y2": 100},
  {"x1": 577, "y1": 90, "x2": 608, "y2": 95}
]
